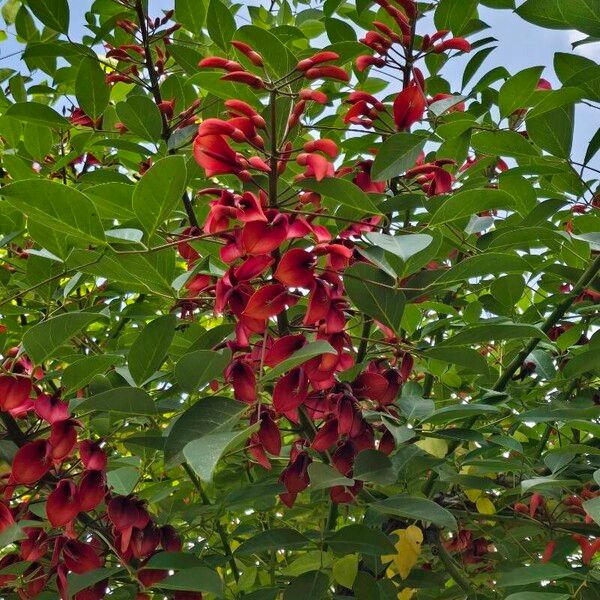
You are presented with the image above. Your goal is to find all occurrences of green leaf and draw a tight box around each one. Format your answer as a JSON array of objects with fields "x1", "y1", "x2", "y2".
[
  {"x1": 283, "y1": 571, "x2": 329, "y2": 600},
  {"x1": 157, "y1": 567, "x2": 223, "y2": 596},
  {"x1": 115, "y1": 95, "x2": 163, "y2": 142},
  {"x1": 471, "y1": 130, "x2": 538, "y2": 157},
  {"x1": 206, "y1": 0, "x2": 236, "y2": 51},
  {"x1": 75, "y1": 57, "x2": 110, "y2": 120},
  {"x1": 0, "y1": 523, "x2": 26, "y2": 547},
  {"x1": 429, "y1": 188, "x2": 517, "y2": 224},
  {"x1": 498, "y1": 66, "x2": 544, "y2": 118},
  {"x1": 27, "y1": 0, "x2": 69, "y2": 33},
  {"x1": 497, "y1": 563, "x2": 574, "y2": 586},
  {"x1": 439, "y1": 322, "x2": 546, "y2": 346},
  {"x1": 2, "y1": 179, "x2": 106, "y2": 245},
  {"x1": 308, "y1": 462, "x2": 354, "y2": 491},
  {"x1": 505, "y1": 594, "x2": 570, "y2": 600},
  {"x1": 365, "y1": 233, "x2": 433, "y2": 263},
  {"x1": 462, "y1": 46, "x2": 496, "y2": 90},
  {"x1": 132, "y1": 155, "x2": 187, "y2": 238},
  {"x1": 527, "y1": 105, "x2": 574, "y2": 158},
  {"x1": 332, "y1": 554, "x2": 358, "y2": 590},
  {"x1": 583, "y1": 493, "x2": 600, "y2": 527},
  {"x1": 371, "y1": 495, "x2": 457, "y2": 530},
  {"x1": 77, "y1": 387, "x2": 157, "y2": 415},
  {"x1": 63, "y1": 354, "x2": 123, "y2": 393},
  {"x1": 234, "y1": 25, "x2": 296, "y2": 79},
  {"x1": 434, "y1": 0, "x2": 478, "y2": 35},
  {"x1": 516, "y1": 0, "x2": 600, "y2": 37},
  {"x1": 353, "y1": 449, "x2": 396, "y2": 484},
  {"x1": 183, "y1": 426, "x2": 256, "y2": 482},
  {"x1": 424, "y1": 347, "x2": 490, "y2": 374},
  {"x1": 22, "y1": 312, "x2": 106, "y2": 364},
  {"x1": 175, "y1": 0, "x2": 206, "y2": 33},
  {"x1": 5, "y1": 101, "x2": 68, "y2": 127},
  {"x1": 563, "y1": 349, "x2": 600, "y2": 378},
  {"x1": 435, "y1": 253, "x2": 531, "y2": 283},
  {"x1": 327, "y1": 525, "x2": 396, "y2": 555},
  {"x1": 371, "y1": 133, "x2": 428, "y2": 181},
  {"x1": 527, "y1": 87, "x2": 584, "y2": 119},
  {"x1": 236, "y1": 528, "x2": 310, "y2": 555},
  {"x1": 164, "y1": 396, "x2": 246, "y2": 467},
  {"x1": 175, "y1": 349, "x2": 230, "y2": 393},
  {"x1": 298, "y1": 178, "x2": 382, "y2": 214},
  {"x1": 106, "y1": 466, "x2": 139, "y2": 495},
  {"x1": 68, "y1": 568, "x2": 124, "y2": 597},
  {"x1": 129, "y1": 315, "x2": 177, "y2": 385},
  {"x1": 345, "y1": 263, "x2": 405, "y2": 333},
  {"x1": 263, "y1": 341, "x2": 336, "y2": 382}
]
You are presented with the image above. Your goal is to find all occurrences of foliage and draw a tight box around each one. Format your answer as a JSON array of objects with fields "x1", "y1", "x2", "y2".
[{"x1": 0, "y1": 0, "x2": 599, "y2": 599}]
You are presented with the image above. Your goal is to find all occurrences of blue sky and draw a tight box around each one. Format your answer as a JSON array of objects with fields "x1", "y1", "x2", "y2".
[{"x1": 1, "y1": 0, "x2": 597, "y2": 169}]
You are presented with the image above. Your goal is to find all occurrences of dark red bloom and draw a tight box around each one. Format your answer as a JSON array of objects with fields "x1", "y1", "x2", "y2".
[
  {"x1": 0, "y1": 375, "x2": 31, "y2": 412},
  {"x1": 225, "y1": 359, "x2": 256, "y2": 404},
  {"x1": 108, "y1": 496, "x2": 150, "y2": 552},
  {"x1": 242, "y1": 214, "x2": 289, "y2": 255},
  {"x1": 79, "y1": 440, "x2": 107, "y2": 471},
  {"x1": 34, "y1": 393, "x2": 69, "y2": 424},
  {"x1": 273, "y1": 367, "x2": 309, "y2": 413},
  {"x1": 11, "y1": 439, "x2": 52, "y2": 484},
  {"x1": 264, "y1": 335, "x2": 306, "y2": 368},
  {"x1": 63, "y1": 539, "x2": 103, "y2": 574},
  {"x1": 78, "y1": 470, "x2": 106, "y2": 511},
  {"x1": 257, "y1": 411, "x2": 281, "y2": 455},
  {"x1": 49, "y1": 418, "x2": 80, "y2": 461},
  {"x1": 280, "y1": 451, "x2": 311, "y2": 494},
  {"x1": 311, "y1": 418, "x2": 339, "y2": 452},
  {"x1": 0, "y1": 501, "x2": 15, "y2": 532},
  {"x1": 243, "y1": 285, "x2": 295, "y2": 320},
  {"x1": 160, "y1": 525, "x2": 182, "y2": 552},
  {"x1": 130, "y1": 524, "x2": 161, "y2": 559},
  {"x1": 47, "y1": 479, "x2": 80, "y2": 527}
]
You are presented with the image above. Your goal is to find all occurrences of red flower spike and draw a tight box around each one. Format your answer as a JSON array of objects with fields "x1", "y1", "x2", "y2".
[
  {"x1": 79, "y1": 440, "x2": 107, "y2": 471},
  {"x1": 299, "y1": 89, "x2": 328, "y2": 104},
  {"x1": 303, "y1": 139, "x2": 339, "y2": 158},
  {"x1": 198, "y1": 57, "x2": 243, "y2": 71},
  {"x1": 305, "y1": 66, "x2": 349, "y2": 82},
  {"x1": 78, "y1": 470, "x2": 106, "y2": 511},
  {"x1": 63, "y1": 539, "x2": 103, "y2": 574},
  {"x1": 231, "y1": 40, "x2": 264, "y2": 67},
  {"x1": 0, "y1": 375, "x2": 32, "y2": 412},
  {"x1": 541, "y1": 540, "x2": 556, "y2": 564},
  {"x1": 274, "y1": 249, "x2": 317, "y2": 288},
  {"x1": 273, "y1": 367, "x2": 309, "y2": 413},
  {"x1": 47, "y1": 479, "x2": 80, "y2": 528},
  {"x1": 11, "y1": 439, "x2": 52, "y2": 484},
  {"x1": 220, "y1": 71, "x2": 265, "y2": 89},
  {"x1": 108, "y1": 495, "x2": 150, "y2": 552},
  {"x1": 356, "y1": 55, "x2": 385, "y2": 72},
  {"x1": 393, "y1": 83, "x2": 426, "y2": 130},
  {"x1": 379, "y1": 429, "x2": 396, "y2": 455}
]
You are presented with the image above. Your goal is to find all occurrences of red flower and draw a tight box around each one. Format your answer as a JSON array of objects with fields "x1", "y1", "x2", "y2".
[
  {"x1": 193, "y1": 134, "x2": 246, "y2": 179},
  {"x1": 221, "y1": 71, "x2": 265, "y2": 89},
  {"x1": 312, "y1": 418, "x2": 339, "y2": 452},
  {"x1": 11, "y1": 439, "x2": 52, "y2": 484},
  {"x1": 305, "y1": 66, "x2": 349, "y2": 82},
  {"x1": 47, "y1": 479, "x2": 80, "y2": 527},
  {"x1": 433, "y1": 38, "x2": 471, "y2": 53},
  {"x1": 198, "y1": 57, "x2": 242, "y2": 71},
  {"x1": 79, "y1": 440, "x2": 107, "y2": 471},
  {"x1": 242, "y1": 213, "x2": 289, "y2": 255},
  {"x1": 264, "y1": 335, "x2": 306, "y2": 367},
  {"x1": 296, "y1": 153, "x2": 335, "y2": 181},
  {"x1": 49, "y1": 418, "x2": 80, "y2": 461},
  {"x1": 274, "y1": 249, "x2": 317, "y2": 288},
  {"x1": 34, "y1": 393, "x2": 69, "y2": 424},
  {"x1": 0, "y1": 375, "x2": 31, "y2": 412},
  {"x1": 130, "y1": 524, "x2": 160, "y2": 559},
  {"x1": 393, "y1": 83, "x2": 426, "y2": 130},
  {"x1": 225, "y1": 359, "x2": 256, "y2": 404},
  {"x1": 232, "y1": 40, "x2": 264, "y2": 67},
  {"x1": 108, "y1": 495, "x2": 150, "y2": 552},
  {"x1": 160, "y1": 525, "x2": 182, "y2": 551},
  {"x1": 243, "y1": 285, "x2": 295, "y2": 320},
  {"x1": 63, "y1": 539, "x2": 103, "y2": 574},
  {"x1": 280, "y1": 451, "x2": 311, "y2": 494},
  {"x1": 257, "y1": 411, "x2": 281, "y2": 456},
  {"x1": 541, "y1": 540, "x2": 556, "y2": 563},
  {"x1": 78, "y1": 470, "x2": 106, "y2": 511},
  {"x1": 572, "y1": 534, "x2": 600, "y2": 565},
  {"x1": 0, "y1": 501, "x2": 15, "y2": 532},
  {"x1": 273, "y1": 367, "x2": 309, "y2": 413}
]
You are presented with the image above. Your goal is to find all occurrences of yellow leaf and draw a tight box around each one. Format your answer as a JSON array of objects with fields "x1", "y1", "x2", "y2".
[
  {"x1": 476, "y1": 497, "x2": 496, "y2": 515},
  {"x1": 415, "y1": 437, "x2": 448, "y2": 458},
  {"x1": 332, "y1": 554, "x2": 358, "y2": 589},
  {"x1": 382, "y1": 526, "x2": 423, "y2": 580},
  {"x1": 398, "y1": 589, "x2": 416, "y2": 600},
  {"x1": 465, "y1": 489, "x2": 481, "y2": 503}
]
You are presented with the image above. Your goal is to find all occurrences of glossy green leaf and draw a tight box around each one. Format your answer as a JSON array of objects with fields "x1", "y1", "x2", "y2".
[
  {"x1": 299, "y1": 178, "x2": 382, "y2": 214},
  {"x1": 157, "y1": 567, "x2": 223, "y2": 596},
  {"x1": 498, "y1": 66, "x2": 544, "y2": 118},
  {"x1": 75, "y1": 57, "x2": 110, "y2": 120},
  {"x1": 327, "y1": 525, "x2": 396, "y2": 555},
  {"x1": 371, "y1": 495, "x2": 457, "y2": 530},
  {"x1": 206, "y1": 0, "x2": 236, "y2": 51},
  {"x1": 5, "y1": 101, "x2": 68, "y2": 127},
  {"x1": 116, "y1": 96, "x2": 163, "y2": 142},
  {"x1": 175, "y1": 349, "x2": 230, "y2": 393},
  {"x1": 429, "y1": 188, "x2": 517, "y2": 224},
  {"x1": 371, "y1": 133, "x2": 428, "y2": 181},
  {"x1": 77, "y1": 387, "x2": 157, "y2": 415},
  {"x1": 27, "y1": 0, "x2": 69, "y2": 33}
]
